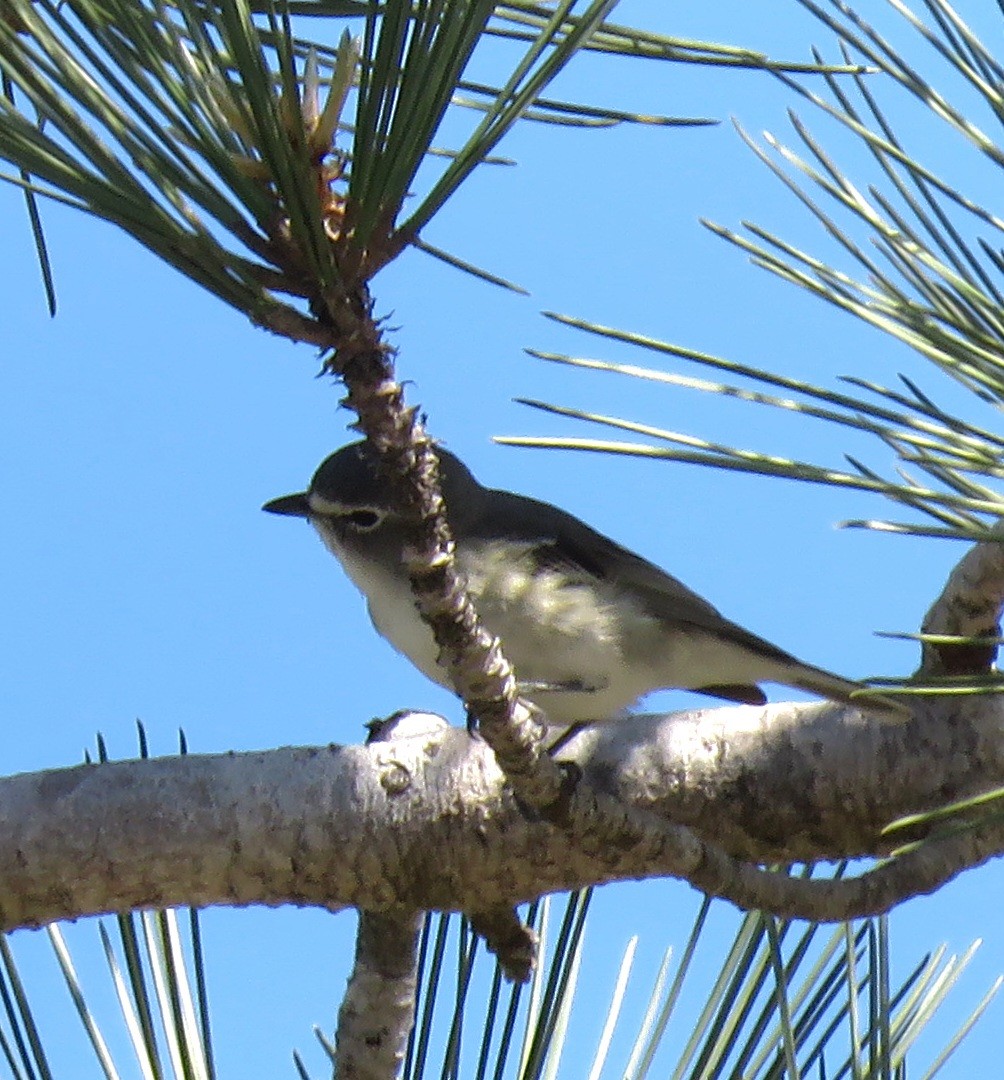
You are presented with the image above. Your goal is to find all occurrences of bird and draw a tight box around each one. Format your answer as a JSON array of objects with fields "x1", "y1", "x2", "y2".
[{"x1": 263, "y1": 441, "x2": 906, "y2": 726}]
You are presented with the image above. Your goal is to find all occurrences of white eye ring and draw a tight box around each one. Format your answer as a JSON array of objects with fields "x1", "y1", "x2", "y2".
[{"x1": 343, "y1": 507, "x2": 384, "y2": 531}]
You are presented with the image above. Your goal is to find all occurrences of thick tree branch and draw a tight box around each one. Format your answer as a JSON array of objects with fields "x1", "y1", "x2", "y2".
[
  {"x1": 575, "y1": 697, "x2": 984, "y2": 863},
  {"x1": 3, "y1": 695, "x2": 1002, "y2": 933}
]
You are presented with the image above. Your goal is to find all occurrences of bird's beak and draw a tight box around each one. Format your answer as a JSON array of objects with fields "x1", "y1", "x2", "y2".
[{"x1": 262, "y1": 492, "x2": 311, "y2": 517}]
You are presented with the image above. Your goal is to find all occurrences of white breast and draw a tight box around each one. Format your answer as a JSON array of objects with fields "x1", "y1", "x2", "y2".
[
  {"x1": 315, "y1": 526, "x2": 772, "y2": 726},
  {"x1": 315, "y1": 525, "x2": 448, "y2": 687}
]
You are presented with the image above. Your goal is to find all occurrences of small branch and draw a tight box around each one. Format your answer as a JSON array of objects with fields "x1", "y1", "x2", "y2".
[
  {"x1": 690, "y1": 821, "x2": 1003, "y2": 921},
  {"x1": 250, "y1": 302, "x2": 343, "y2": 348},
  {"x1": 469, "y1": 907, "x2": 537, "y2": 983},
  {"x1": 329, "y1": 334, "x2": 567, "y2": 812},
  {"x1": 249, "y1": 196, "x2": 567, "y2": 806},
  {"x1": 334, "y1": 908, "x2": 422, "y2": 1080},
  {"x1": 920, "y1": 522, "x2": 1004, "y2": 675},
  {"x1": 266, "y1": 224, "x2": 569, "y2": 1063}
]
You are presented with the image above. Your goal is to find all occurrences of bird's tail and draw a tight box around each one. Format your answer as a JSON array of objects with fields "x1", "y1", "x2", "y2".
[{"x1": 789, "y1": 663, "x2": 911, "y2": 721}]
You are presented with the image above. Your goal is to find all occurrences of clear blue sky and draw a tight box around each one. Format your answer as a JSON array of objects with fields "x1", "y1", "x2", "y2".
[{"x1": 1, "y1": 0, "x2": 1001, "y2": 1075}]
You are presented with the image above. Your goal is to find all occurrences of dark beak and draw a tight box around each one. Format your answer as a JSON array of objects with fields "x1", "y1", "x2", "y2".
[{"x1": 262, "y1": 492, "x2": 311, "y2": 517}]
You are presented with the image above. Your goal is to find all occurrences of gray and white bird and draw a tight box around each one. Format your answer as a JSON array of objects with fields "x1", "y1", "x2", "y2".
[{"x1": 264, "y1": 441, "x2": 904, "y2": 725}]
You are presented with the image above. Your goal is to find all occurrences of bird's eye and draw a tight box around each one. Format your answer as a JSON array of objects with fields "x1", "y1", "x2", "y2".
[{"x1": 345, "y1": 508, "x2": 383, "y2": 531}]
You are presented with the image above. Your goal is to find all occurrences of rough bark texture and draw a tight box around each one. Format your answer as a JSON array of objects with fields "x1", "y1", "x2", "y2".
[
  {"x1": 334, "y1": 909, "x2": 422, "y2": 1080},
  {"x1": 578, "y1": 696, "x2": 991, "y2": 863},
  {"x1": 920, "y1": 524, "x2": 1004, "y2": 676},
  {"x1": 1, "y1": 694, "x2": 1001, "y2": 933}
]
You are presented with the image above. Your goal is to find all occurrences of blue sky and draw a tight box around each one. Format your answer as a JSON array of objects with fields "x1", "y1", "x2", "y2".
[{"x1": 2, "y1": 0, "x2": 1002, "y2": 1075}]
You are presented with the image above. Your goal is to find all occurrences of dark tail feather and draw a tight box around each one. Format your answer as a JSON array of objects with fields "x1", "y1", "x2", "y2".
[
  {"x1": 699, "y1": 683, "x2": 768, "y2": 706},
  {"x1": 701, "y1": 666, "x2": 912, "y2": 720},
  {"x1": 790, "y1": 665, "x2": 912, "y2": 721}
]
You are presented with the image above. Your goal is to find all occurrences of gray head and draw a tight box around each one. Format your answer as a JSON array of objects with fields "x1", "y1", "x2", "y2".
[{"x1": 262, "y1": 441, "x2": 483, "y2": 528}]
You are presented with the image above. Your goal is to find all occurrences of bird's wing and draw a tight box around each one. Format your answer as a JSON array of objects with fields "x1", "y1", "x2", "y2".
[
  {"x1": 466, "y1": 488, "x2": 800, "y2": 667},
  {"x1": 458, "y1": 486, "x2": 907, "y2": 716}
]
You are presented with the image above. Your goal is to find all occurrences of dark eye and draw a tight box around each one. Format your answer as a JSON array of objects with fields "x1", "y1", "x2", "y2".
[{"x1": 345, "y1": 508, "x2": 383, "y2": 530}]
